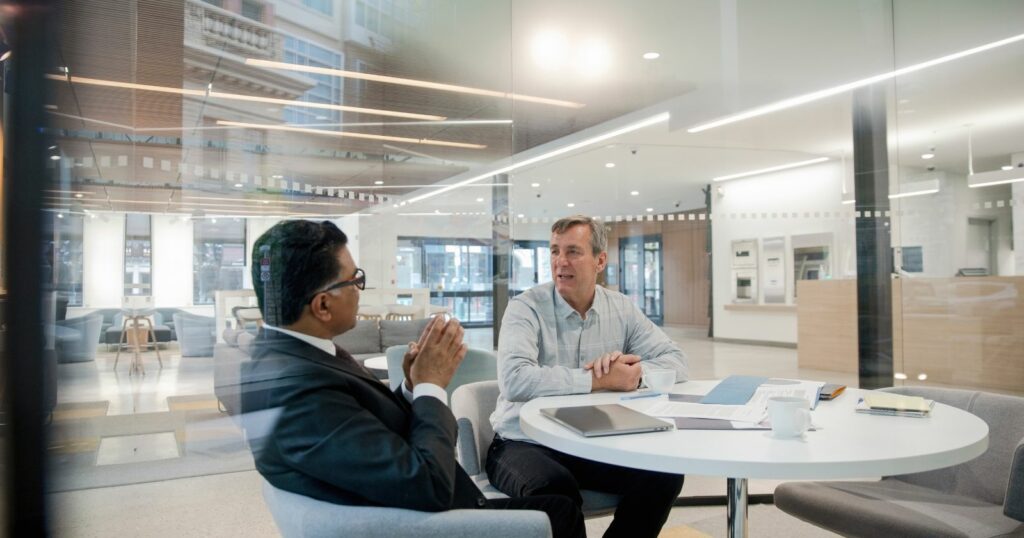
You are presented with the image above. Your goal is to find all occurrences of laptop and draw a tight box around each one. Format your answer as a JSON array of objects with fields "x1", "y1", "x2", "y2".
[{"x1": 540, "y1": 404, "x2": 674, "y2": 437}]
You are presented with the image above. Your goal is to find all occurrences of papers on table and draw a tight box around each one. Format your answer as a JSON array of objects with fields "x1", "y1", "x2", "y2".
[
  {"x1": 624, "y1": 377, "x2": 825, "y2": 425},
  {"x1": 626, "y1": 399, "x2": 768, "y2": 423}
]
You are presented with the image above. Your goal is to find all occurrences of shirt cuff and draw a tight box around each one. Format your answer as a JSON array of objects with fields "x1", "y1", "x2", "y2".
[
  {"x1": 412, "y1": 383, "x2": 448, "y2": 406},
  {"x1": 639, "y1": 363, "x2": 649, "y2": 389},
  {"x1": 572, "y1": 368, "x2": 593, "y2": 394}
]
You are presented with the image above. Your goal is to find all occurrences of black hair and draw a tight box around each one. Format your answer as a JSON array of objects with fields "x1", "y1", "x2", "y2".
[{"x1": 251, "y1": 220, "x2": 349, "y2": 327}]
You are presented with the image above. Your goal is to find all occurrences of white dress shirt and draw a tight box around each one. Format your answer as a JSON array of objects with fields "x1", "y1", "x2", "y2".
[{"x1": 264, "y1": 325, "x2": 447, "y2": 405}]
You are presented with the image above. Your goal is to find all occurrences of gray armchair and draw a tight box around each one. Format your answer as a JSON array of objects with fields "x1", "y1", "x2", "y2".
[
  {"x1": 173, "y1": 312, "x2": 216, "y2": 357},
  {"x1": 774, "y1": 386, "x2": 1024, "y2": 538},
  {"x1": 261, "y1": 477, "x2": 551, "y2": 538},
  {"x1": 450, "y1": 380, "x2": 621, "y2": 517},
  {"x1": 55, "y1": 313, "x2": 103, "y2": 363},
  {"x1": 385, "y1": 345, "x2": 498, "y2": 398}
]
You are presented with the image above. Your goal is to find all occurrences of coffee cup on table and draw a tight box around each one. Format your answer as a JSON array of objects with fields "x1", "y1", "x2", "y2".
[
  {"x1": 767, "y1": 396, "x2": 811, "y2": 438},
  {"x1": 644, "y1": 369, "x2": 676, "y2": 393}
]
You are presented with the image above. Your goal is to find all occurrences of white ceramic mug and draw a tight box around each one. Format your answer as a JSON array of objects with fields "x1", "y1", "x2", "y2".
[
  {"x1": 767, "y1": 396, "x2": 811, "y2": 438},
  {"x1": 645, "y1": 369, "x2": 676, "y2": 393}
]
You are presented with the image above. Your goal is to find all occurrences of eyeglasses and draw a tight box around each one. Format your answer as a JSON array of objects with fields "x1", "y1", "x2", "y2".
[{"x1": 307, "y1": 268, "x2": 365, "y2": 303}]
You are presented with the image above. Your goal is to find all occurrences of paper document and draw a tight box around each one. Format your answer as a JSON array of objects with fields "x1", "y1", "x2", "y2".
[
  {"x1": 748, "y1": 380, "x2": 824, "y2": 410},
  {"x1": 626, "y1": 399, "x2": 767, "y2": 423}
]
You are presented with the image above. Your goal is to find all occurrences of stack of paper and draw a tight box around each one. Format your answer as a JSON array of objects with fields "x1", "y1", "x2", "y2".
[{"x1": 856, "y1": 392, "x2": 934, "y2": 418}]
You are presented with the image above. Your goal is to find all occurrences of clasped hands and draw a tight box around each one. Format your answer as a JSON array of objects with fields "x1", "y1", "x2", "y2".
[
  {"x1": 585, "y1": 351, "x2": 643, "y2": 392},
  {"x1": 401, "y1": 316, "x2": 468, "y2": 391}
]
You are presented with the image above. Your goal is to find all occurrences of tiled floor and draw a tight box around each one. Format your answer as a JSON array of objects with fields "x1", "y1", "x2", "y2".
[{"x1": 43, "y1": 324, "x2": 865, "y2": 535}]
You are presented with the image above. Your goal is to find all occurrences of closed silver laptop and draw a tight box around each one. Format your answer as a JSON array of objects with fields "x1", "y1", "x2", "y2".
[{"x1": 540, "y1": 404, "x2": 673, "y2": 437}]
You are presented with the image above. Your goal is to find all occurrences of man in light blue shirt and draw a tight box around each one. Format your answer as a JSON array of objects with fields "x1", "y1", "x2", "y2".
[{"x1": 487, "y1": 215, "x2": 687, "y2": 538}]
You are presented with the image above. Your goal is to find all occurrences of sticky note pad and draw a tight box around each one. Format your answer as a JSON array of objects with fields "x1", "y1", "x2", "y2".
[{"x1": 699, "y1": 375, "x2": 768, "y2": 405}]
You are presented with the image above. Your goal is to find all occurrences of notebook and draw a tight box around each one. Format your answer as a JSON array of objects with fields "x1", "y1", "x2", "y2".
[{"x1": 540, "y1": 404, "x2": 674, "y2": 437}]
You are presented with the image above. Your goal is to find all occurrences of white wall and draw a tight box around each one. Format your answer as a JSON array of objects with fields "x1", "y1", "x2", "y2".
[
  {"x1": 83, "y1": 214, "x2": 125, "y2": 308},
  {"x1": 711, "y1": 160, "x2": 854, "y2": 344},
  {"x1": 152, "y1": 215, "x2": 194, "y2": 306}
]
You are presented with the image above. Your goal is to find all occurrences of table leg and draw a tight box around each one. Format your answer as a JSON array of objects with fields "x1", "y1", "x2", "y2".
[{"x1": 727, "y1": 477, "x2": 748, "y2": 538}]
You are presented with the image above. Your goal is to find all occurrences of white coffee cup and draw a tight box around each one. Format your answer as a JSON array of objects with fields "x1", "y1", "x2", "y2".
[
  {"x1": 644, "y1": 369, "x2": 676, "y2": 393},
  {"x1": 767, "y1": 396, "x2": 811, "y2": 438}
]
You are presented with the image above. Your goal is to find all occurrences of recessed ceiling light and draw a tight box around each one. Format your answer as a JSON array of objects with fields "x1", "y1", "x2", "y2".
[
  {"x1": 374, "y1": 180, "x2": 384, "y2": 185},
  {"x1": 642, "y1": 52, "x2": 660, "y2": 60},
  {"x1": 234, "y1": 183, "x2": 243, "y2": 188},
  {"x1": 630, "y1": 190, "x2": 639, "y2": 196},
  {"x1": 921, "y1": 153, "x2": 934, "y2": 160},
  {"x1": 605, "y1": 162, "x2": 615, "y2": 168},
  {"x1": 211, "y1": 218, "x2": 217, "y2": 224},
  {"x1": 49, "y1": 155, "x2": 60, "y2": 161},
  {"x1": 315, "y1": 115, "x2": 328, "y2": 120},
  {"x1": 476, "y1": 197, "x2": 484, "y2": 202},
  {"x1": 271, "y1": 175, "x2": 283, "y2": 179},
  {"x1": 74, "y1": 193, "x2": 84, "y2": 198},
  {"x1": 57, "y1": 213, "x2": 64, "y2": 219},
  {"x1": 646, "y1": 207, "x2": 653, "y2": 212},
  {"x1": 261, "y1": 200, "x2": 270, "y2": 204},
  {"x1": 517, "y1": 214, "x2": 524, "y2": 218},
  {"x1": 1002, "y1": 165, "x2": 1014, "y2": 171},
  {"x1": 530, "y1": 182, "x2": 541, "y2": 188},
  {"x1": 48, "y1": 145, "x2": 57, "y2": 150},
  {"x1": 567, "y1": 202, "x2": 575, "y2": 208}
]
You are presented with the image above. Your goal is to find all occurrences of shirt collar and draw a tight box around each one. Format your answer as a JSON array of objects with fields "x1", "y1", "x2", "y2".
[
  {"x1": 553, "y1": 284, "x2": 603, "y2": 320},
  {"x1": 263, "y1": 324, "x2": 336, "y2": 357}
]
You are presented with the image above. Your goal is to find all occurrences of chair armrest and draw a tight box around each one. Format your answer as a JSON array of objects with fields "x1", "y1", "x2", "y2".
[{"x1": 1007, "y1": 438, "x2": 1024, "y2": 522}]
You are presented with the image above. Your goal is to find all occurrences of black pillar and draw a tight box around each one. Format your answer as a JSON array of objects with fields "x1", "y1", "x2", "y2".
[
  {"x1": 5, "y1": 0, "x2": 55, "y2": 534},
  {"x1": 491, "y1": 175, "x2": 510, "y2": 348},
  {"x1": 852, "y1": 85, "x2": 894, "y2": 390}
]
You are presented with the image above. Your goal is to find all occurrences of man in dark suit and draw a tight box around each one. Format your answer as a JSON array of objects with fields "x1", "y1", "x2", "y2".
[{"x1": 240, "y1": 220, "x2": 584, "y2": 538}]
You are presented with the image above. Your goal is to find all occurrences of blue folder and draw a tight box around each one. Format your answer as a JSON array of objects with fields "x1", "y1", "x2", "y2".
[{"x1": 699, "y1": 375, "x2": 768, "y2": 405}]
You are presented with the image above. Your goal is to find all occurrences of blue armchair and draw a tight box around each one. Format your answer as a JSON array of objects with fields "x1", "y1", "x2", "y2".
[
  {"x1": 55, "y1": 313, "x2": 103, "y2": 363},
  {"x1": 172, "y1": 312, "x2": 216, "y2": 357}
]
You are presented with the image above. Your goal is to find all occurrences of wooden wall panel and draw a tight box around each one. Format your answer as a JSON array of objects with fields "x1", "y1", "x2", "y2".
[{"x1": 797, "y1": 279, "x2": 858, "y2": 373}]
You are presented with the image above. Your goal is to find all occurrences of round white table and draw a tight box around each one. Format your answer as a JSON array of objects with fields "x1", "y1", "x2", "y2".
[
  {"x1": 363, "y1": 355, "x2": 388, "y2": 371},
  {"x1": 520, "y1": 380, "x2": 989, "y2": 538}
]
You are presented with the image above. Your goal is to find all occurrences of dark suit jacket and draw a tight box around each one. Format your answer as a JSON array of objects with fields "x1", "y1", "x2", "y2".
[{"x1": 240, "y1": 330, "x2": 487, "y2": 511}]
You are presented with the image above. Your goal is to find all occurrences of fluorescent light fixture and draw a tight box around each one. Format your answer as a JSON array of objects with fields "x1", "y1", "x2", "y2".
[
  {"x1": 216, "y1": 120, "x2": 487, "y2": 149},
  {"x1": 407, "y1": 112, "x2": 670, "y2": 204},
  {"x1": 605, "y1": 162, "x2": 615, "y2": 168},
  {"x1": 646, "y1": 207, "x2": 653, "y2": 212},
  {"x1": 567, "y1": 202, "x2": 575, "y2": 208},
  {"x1": 630, "y1": 190, "x2": 639, "y2": 196},
  {"x1": 49, "y1": 155, "x2": 61, "y2": 161},
  {"x1": 530, "y1": 182, "x2": 541, "y2": 188},
  {"x1": 921, "y1": 153, "x2": 934, "y2": 160},
  {"x1": 1002, "y1": 165, "x2": 1014, "y2": 171},
  {"x1": 234, "y1": 183, "x2": 244, "y2": 188},
  {"x1": 642, "y1": 52, "x2": 660, "y2": 60},
  {"x1": 841, "y1": 198, "x2": 856, "y2": 205},
  {"x1": 245, "y1": 58, "x2": 585, "y2": 109},
  {"x1": 517, "y1": 213, "x2": 525, "y2": 218},
  {"x1": 374, "y1": 180, "x2": 384, "y2": 185},
  {"x1": 968, "y1": 167, "x2": 1024, "y2": 188},
  {"x1": 894, "y1": 372, "x2": 908, "y2": 380},
  {"x1": 47, "y1": 74, "x2": 446, "y2": 121},
  {"x1": 688, "y1": 32, "x2": 1024, "y2": 133},
  {"x1": 712, "y1": 157, "x2": 828, "y2": 182},
  {"x1": 889, "y1": 179, "x2": 940, "y2": 199},
  {"x1": 475, "y1": 197, "x2": 484, "y2": 202}
]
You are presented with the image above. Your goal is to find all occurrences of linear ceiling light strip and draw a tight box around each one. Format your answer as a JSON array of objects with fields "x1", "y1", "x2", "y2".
[
  {"x1": 688, "y1": 32, "x2": 1024, "y2": 133},
  {"x1": 216, "y1": 120, "x2": 486, "y2": 149},
  {"x1": 406, "y1": 112, "x2": 670, "y2": 204},
  {"x1": 46, "y1": 74, "x2": 445, "y2": 121},
  {"x1": 712, "y1": 157, "x2": 829, "y2": 182},
  {"x1": 245, "y1": 58, "x2": 586, "y2": 109}
]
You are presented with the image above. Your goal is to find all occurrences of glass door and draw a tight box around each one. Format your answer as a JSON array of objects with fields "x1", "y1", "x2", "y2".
[
  {"x1": 397, "y1": 237, "x2": 494, "y2": 327},
  {"x1": 619, "y1": 235, "x2": 663, "y2": 325},
  {"x1": 511, "y1": 240, "x2": 551, "y2": 296}
]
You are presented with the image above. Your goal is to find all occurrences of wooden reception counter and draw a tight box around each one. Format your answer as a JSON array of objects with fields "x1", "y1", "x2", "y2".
[{"x1": 797, "y1": 277, "x2": 1024, "y2": 392}]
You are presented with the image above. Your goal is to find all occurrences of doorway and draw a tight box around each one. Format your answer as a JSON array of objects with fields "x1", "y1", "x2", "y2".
[{"x1": 619, "y1": 234, "x2": 664, "y2": 325}]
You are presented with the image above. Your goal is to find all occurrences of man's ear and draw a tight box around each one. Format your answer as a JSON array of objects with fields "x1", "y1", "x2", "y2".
[
  {"x1": 597, "y1": 251, "x2": 608, "y2": 272},
  {"x1": 309, "y1": 294, "x2": 333, "y2": 323}
]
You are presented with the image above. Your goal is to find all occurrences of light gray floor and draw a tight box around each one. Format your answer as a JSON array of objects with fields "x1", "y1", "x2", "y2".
[{"x1": 51, "y1": 325, "x2": 850, "y2": 536}]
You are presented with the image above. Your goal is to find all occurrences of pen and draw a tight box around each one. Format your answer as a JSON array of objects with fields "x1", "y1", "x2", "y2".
[{"x1": 620, "y1": 391, "x2": 663, "y2": 401}]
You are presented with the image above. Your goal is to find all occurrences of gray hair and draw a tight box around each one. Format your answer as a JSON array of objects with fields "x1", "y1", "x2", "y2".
[{"x1": 551, "y1": 215, "x2": 607, "y2": 255}]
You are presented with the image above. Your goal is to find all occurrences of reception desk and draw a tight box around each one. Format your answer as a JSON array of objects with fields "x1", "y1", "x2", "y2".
[{"x1": 797, "y1": 277, "x2": 1024, "y2": 392}]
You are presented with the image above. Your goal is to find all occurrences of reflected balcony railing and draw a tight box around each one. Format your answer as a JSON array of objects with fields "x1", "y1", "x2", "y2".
[{"x1": 185, "y1": 0, "x2": 282, "y2": 60}]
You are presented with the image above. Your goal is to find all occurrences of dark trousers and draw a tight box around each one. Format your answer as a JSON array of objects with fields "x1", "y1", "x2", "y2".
[
  {"x1": 487, "y1": 494, "x2": 586, "y2": 538},
  {"x1": 486, "y1": 436, "x2": 684, "y2": 538}
]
